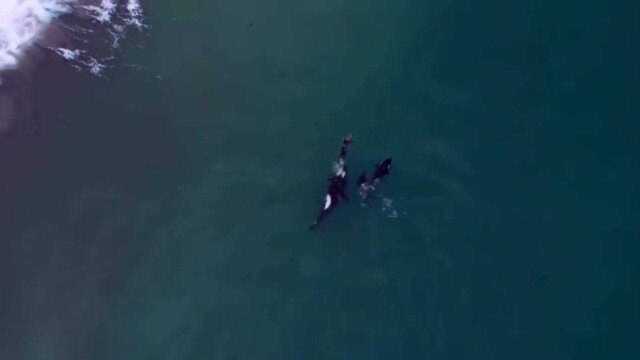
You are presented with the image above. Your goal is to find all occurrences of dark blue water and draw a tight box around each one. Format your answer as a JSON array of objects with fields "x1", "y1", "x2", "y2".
[{"x1": 1, "y1": 1, "x2": 638, "y2": 359}]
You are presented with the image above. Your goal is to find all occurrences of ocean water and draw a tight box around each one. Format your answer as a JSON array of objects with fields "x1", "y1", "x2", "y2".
[{"x1": 1, "y1": 0, "x2": 638, "y2": 359}]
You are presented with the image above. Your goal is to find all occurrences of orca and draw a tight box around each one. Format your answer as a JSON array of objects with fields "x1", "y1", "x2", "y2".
[
  {"x1": 310, "y1": 135, "x2": 352, "y2": 229},
  {"x1": 358, "y1": 157, "x2": 392, "y2": 200}
]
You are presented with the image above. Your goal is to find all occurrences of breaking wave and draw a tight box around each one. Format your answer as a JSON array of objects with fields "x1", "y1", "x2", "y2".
[{"x1": 0, "y1": 0, "x2": 145, "y2": 76}]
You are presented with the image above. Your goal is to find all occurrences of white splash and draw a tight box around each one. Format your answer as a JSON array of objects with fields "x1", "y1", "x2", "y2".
[
  {"x1": 54, "y1": 47, "x2": 80, "y2": 60},
  {"x1": 0, "y1": 0, "x2": 72, "y2": 70},
  {"x1": 381, "y1": 197, "x2": 400, "y2": 219},
  {"x1": 86, "y1": 56, "x2": 105, "y2": 75},
  {"x1": 83, "y1": 0, "x2": 117, "y2": 24},
  {"x1": 125, "y1": 0, "x2": 143, "y2": 29},
  {"x1": 51, "y1": 47, "x2": 110, "y2": 75},
  {"x1": 0, "y1": 0, "x2": 145, "y2": 75}
]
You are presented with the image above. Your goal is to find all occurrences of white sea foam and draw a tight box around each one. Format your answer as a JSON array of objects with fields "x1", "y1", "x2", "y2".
[
  {"x1": 52, "y1": 47, "x2": 106, "y2": 75},
  {"x1": 125, "y1": 0, "x2": 143, "y2": 29},
  {"x1": 0, "y1": 0, "x2": 144, "y2": 74},
  {"x1": 87, "y1": 59, "x2": 104, "y2": 74},
  {"x1": 0, "y1": 0, "x2": 72, "y2": 70},
  {"x1": 54, "y1": 47, "x2": 81, "y2": 60},
  {"x1": 381, "y1": 197, "x2": 400, "y2": 218},
  {"x1": 83, "y1": 0, "x2": 116, "y2": 23}
]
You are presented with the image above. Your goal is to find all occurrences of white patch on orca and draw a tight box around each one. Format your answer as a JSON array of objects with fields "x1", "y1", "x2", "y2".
[
  {"x1": 323, "y1": 194, "x2": 332, "y2": 210},
  {"x1": 333, "y1": 159, "x2": 346, "y2": 176}
]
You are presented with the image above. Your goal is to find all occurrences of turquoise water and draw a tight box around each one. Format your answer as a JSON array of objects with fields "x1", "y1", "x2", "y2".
[{"x1": 1, "y1": 0, "x2": 638, "y2": 359}]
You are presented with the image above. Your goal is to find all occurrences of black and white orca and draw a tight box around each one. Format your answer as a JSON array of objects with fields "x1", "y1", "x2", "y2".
[{"x1": 309, "y1": 135, "x2": 352, "y2": 230}]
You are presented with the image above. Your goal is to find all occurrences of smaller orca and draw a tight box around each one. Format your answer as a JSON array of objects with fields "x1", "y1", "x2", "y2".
[{"x1": 358, "y1": 157, "x2": 393, "y2": 200}]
